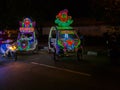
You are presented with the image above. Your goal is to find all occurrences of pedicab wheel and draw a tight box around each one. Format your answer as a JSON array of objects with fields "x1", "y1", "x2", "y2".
[
  {"x1": 14, "y1": 53, "x2": 17, "y2": 61},
  {"x1": 13, "y1": 52, "x2": 17, "y2": 61},
  {"x1": 77, "y1": 49, "x2": 83, "y2": 61},
  {"x1": 53, "y1": 49, "x2": 59, "y2": 61},
  {"x1": 32, "y1": 45, "x2": 39, "y2": 54},
  {"x1": 9, "y1": 52, "x2": 17, "y2": 61},
  {"x1": 48, "y1": 48, "x2": 51, "y2": 54},
  {"x1": 8, "y1": 51, "x2": 11, "y2": 57}
]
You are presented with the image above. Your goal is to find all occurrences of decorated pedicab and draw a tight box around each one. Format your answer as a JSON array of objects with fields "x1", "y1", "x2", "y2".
[
  {"x1": 48, "y1": 9, "x2": 82, "y2": 61},
  {"x1": 17, "y1": 18, "x2": 38, "y2": 53},
  {"x1": 0, "y1": 31, "x2": 17, "y2": 61}
]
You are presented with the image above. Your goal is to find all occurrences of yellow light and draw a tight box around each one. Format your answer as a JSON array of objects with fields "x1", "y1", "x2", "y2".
[{"x1": 8, "y1": 45, "x2": 17, "y2": 51}]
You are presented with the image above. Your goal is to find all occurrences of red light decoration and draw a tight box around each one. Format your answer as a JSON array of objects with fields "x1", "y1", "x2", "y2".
[
  {"x1": 66, "y1": 39, "x2": 74, "y2": 46},
  {"x1": 56, "y1": 9, "x2": 71, "y2": 22},
  {"x1": 24, "y1": 18, "x2": 31, "y2": 27}
]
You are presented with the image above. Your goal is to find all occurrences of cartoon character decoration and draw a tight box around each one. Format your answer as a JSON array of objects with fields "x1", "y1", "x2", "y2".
[
  {"x1": 55, "y1": 9, "x2": 73, "y2": 27},
  {"x1": 19, "y1": 18, "x2": 36, "y2": 28}
]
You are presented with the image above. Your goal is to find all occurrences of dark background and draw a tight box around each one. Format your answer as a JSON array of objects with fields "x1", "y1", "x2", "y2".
[
  {"x1": 0, "y1": 0, "x2": 120, "y2": 29},
  {"x1": 0, "y1": 0, "x2": 96, "y2": 29}
]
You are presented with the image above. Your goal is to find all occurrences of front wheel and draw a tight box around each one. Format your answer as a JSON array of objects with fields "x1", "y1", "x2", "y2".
[
  {"x1": 14, "y1": 53, "x2": 17, "y2": 61},
  {"x1": 9, "y1": 51, "x2": 17, "y2": 61},
  {"x1": 77, "y1": 49, "x2": 83, "y2": 61},
  {"x1": 32, "y1": 45, "x2": 39, "y2": 54},
  {"x1": 53, "y1": 49, "x2": 59, "y2": 61}
]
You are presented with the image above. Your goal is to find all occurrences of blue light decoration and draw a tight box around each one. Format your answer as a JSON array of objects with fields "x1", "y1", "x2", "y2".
[
  {"x1": 55, "y1": 9, "x2": 73, "y2": 29},
  {"x1": 0, "y1": 44, "x2": 7, "y2": 54},
  {"x1": 65, "y1": 33, "x2": 68, "y2": 38}
]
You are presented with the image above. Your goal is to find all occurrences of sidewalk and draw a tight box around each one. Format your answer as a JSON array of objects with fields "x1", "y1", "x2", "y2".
[
  {"x1": 39, "y1": 42, "x2": 108, "y2": 56},
  {"x1": 83, "y1": 45, "x2": 107, "y2": 56}
]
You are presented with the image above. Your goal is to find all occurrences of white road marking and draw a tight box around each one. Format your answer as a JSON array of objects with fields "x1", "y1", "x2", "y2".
[{"x1": 31, "y1": 62, "x2": 91, "y2": 77}]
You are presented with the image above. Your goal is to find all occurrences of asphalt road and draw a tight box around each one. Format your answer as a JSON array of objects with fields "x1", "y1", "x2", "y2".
[{"x1": 0, "y1": 48, "x2": 120, "y2": 90}]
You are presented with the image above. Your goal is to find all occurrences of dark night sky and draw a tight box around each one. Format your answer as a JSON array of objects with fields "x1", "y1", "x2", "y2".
[{"x1": 0, "y1": 0, "x2": 93, "y2": 29}]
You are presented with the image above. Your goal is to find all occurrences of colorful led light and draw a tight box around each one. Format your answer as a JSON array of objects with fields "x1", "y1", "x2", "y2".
[
  {"x1": 55, "y1": 9, "x2": 73, "y2": 28},
  {"x1": 17, "y1": 17, "x2": 36, "y2": 51}
]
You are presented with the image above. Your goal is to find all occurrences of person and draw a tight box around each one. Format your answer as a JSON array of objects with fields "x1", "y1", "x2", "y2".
[
  {"x1": 109, "y1": 35, "x2": 119, "y2": 65},
  {"x1": 103, "y1": 30, "x2": 110, "y2": 46},
  {"x1": 103, "y1": 30, "x2": 111, "y2": 56}
]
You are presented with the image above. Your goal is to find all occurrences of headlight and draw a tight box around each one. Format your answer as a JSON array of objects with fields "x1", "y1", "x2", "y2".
[{"x1": 8, "y1": 45, "x2": 17, "y2": 51}]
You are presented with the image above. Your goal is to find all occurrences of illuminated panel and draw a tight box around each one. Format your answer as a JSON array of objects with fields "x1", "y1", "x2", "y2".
[{"x1": 19, "y1": 27, "x2": 34, "y2": 32}]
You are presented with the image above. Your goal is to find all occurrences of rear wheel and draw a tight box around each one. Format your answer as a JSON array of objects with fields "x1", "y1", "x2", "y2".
[
  {"x1": 32, "y1": 45, "x2": 39, "y2": 54},
  {"x1": 10, "y1": 52, "x2": 17, "y2": 61}
]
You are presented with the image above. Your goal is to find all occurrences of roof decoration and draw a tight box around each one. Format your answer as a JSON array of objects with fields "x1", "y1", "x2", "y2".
[
  {"x1": 19, "y1": 18, "x2": 36, "y2": 28},
  {"x1": 19, "y1": 18, "x2": 36, "y2": 32},
  {"x1": 55, "y1": 9, "x2": 73, "y2": 29}
]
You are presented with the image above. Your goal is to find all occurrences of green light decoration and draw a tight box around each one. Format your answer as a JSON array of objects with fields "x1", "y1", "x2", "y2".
[
  {"x1": 17, "y1": 40, "x2": 30, "y2": 51},
  {"x1": 56, "y1": 26, "x2": 73, "y2": 30},
  {"x1": 58, "y1": 40, "x2": 64, "y2": 48},
  {"x1": 75, "y1": 40, "x2": 81, "y2": 48},
  {"x1": 55, "y1": 9, "x2": 73, "y2": 29}
]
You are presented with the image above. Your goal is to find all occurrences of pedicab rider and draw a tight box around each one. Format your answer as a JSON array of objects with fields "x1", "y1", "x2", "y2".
[{"x1": 109, "y1": 35, "x2": 119, "y2": 65}]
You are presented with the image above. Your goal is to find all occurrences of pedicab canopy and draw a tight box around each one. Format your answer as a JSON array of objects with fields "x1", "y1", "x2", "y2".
[
  {"x1": 19, "y1": 18, "x2": 36, "y2": 33},
  {"x1": 55, "y1": 9, "x2": 73, "y2": 30}
]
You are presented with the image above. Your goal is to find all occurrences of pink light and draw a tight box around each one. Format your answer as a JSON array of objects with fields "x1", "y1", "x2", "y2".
[{"x1": 19, "y1": 27, "x2": 34, "y2": 32}]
